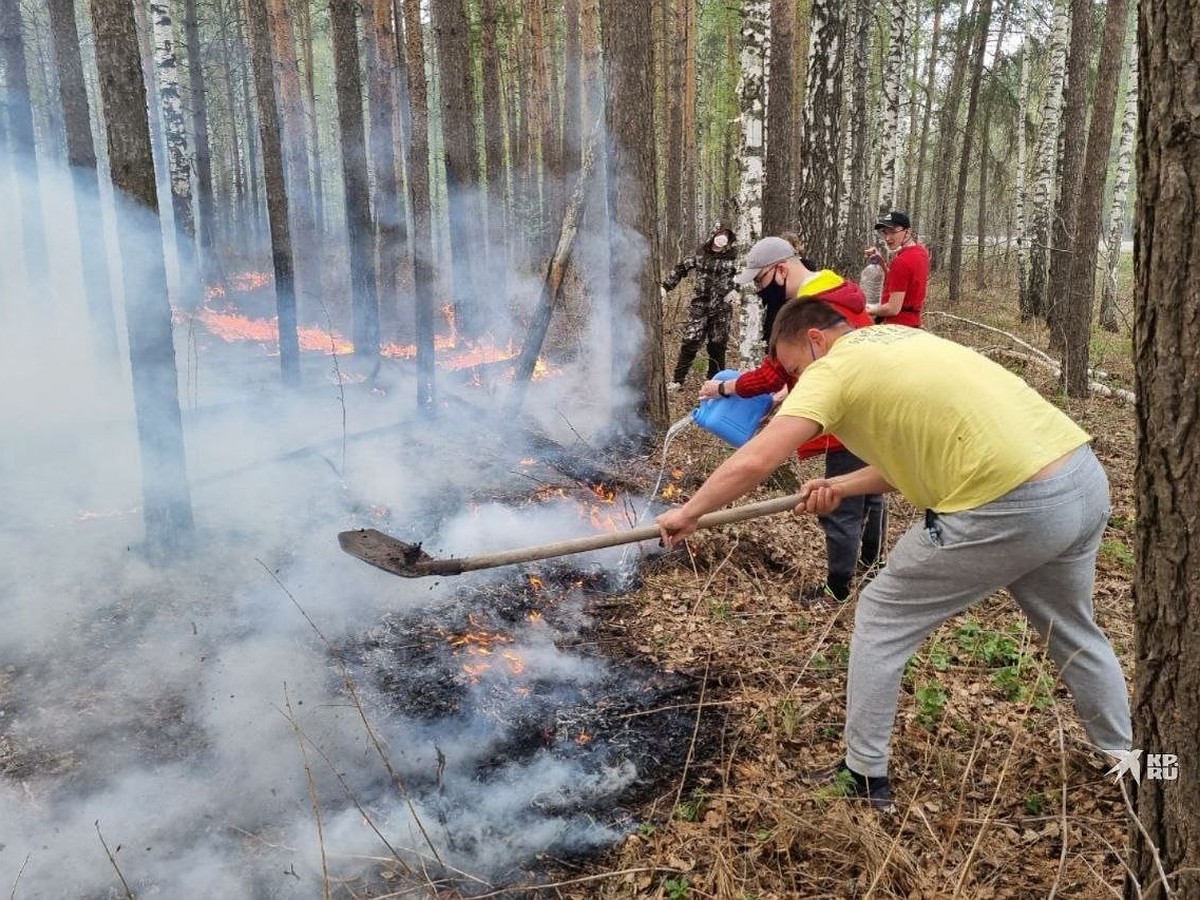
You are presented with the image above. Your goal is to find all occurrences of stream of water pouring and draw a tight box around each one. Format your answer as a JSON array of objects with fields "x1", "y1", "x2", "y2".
[{"x1": 616, "y1": 412, "x2": 695, "y2": 577}]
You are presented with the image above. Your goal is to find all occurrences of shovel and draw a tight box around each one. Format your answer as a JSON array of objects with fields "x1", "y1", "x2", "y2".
[{"x1": 338, "y1": 491, "x2": 807, "y2": 578}]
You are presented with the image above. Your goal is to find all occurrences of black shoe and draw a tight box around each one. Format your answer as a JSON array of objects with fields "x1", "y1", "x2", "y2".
[
  {"x1": 803, "y1": 761, "x2": 895, "y2": 812},
  {"x1": 799, "y1": 579, "x2": 850, "y2": 607}
]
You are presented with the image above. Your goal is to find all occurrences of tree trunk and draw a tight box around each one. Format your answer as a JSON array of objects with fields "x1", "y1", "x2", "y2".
[
  {"x1": 947, "y1": 0, "x2": 992, "y2": 306},
  {"x1": 49, "y1": 0, "x2": 119, "y2": 366},
  {"x1": 681, "y1": 0, "x2": 696, "y2": 245},
  {"x1": 398, "y1": 0, "x2": 436, "y2": 411},
  {"x1": 1100, "y1": 21, "x2": 1136, "y2": 334},
  {"x1": 431, "y1": 0, "x2": 486, "y2": 339},
  {"x1": 877, "y1": 0, "x2": 906, "y2": 213},
  {"x1": 151, "y1": 0, "x2": 201, "y2": 306},
  {"x1": 89, "y1": 0, "x2": 194, "y2": 557},
  {"x1": 329, "y1": 0, "x2": 380, "y2": 356},
  {"x1": 0, "y1": 0, "x2": 50, "y2": 286},
  {"x1": 296, "y1": 0, "x2": 326, "y2": 234},
  {"x1": 1025, "y1": 0, "x2": 1069, "y2": 320},
  {"x1": 233, "y1": 0, "x2": 263, "y2": 240},
  {"x1": 927, "y1": 0, "x2": 971, "y2": 272},
  {"x1": 1059, "y1": 0, "x2": 1129, "y2": 396},
  {"x1": 974, "y1": 0, "x2": 1010, "y2": 289},
  {"x1": 902, "y1": 0, "x2": 922, "y2": 212},
  {"x1": 663, "y1": 0, "x2": 682, "y2": 259},
  {"x1": 601, "y1": 0, "x2": 665, "y2": 429},
  {"x1": 1131, "y1": 0, "x2": 1200, "y2": 891},
  {"x1": 480, "y1": 0, "x2": 509, "y2": 293},
  {"x1": 215, "y1": 0, "x2": 246, "y2": 246},
  {"x1": 182, "y1": 0, "x2": 215, "y2": 274},
  {"x1": 910, "y1": 0, "x2": 941, "y2": 226},
  {"x1": 365, "y1": 0, "x2": 403, "y2": 337},
  {"x1": 1045, "y1": 0, "x2": 1093, "y2": 347},
  {"x1": 735, "y1": 0, "x2": 768, "y2": 246},
  {"x1": 1015, "y1": 39, "x2": 1031, "y2": 312},
  {"x1": 840, "y1": 0, "x2": 870, "y2": 274},
  {"x1": 795, "y1": 0, "x2": 845, "y2": 264},
  {"x1": 762, "y1": 0, "x2": 795, "y2": 237},
  {"x1": 267, "y1": 0, "x2": 321, "y2": 315}
]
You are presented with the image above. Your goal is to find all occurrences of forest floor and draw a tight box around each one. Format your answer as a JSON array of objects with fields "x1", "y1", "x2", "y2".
[{"x1": 546, "y1": 274, "x2": 1139, "y2": 899}]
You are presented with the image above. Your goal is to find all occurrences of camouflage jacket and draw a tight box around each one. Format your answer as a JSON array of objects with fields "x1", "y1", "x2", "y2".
[{"x1": 662, "y1": 248, "x2": 738, "y2": 301}]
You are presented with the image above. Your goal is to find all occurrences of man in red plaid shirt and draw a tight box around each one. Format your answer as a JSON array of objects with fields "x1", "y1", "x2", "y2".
[{"x1": 701, "y1": 237, "x2": 886, "y2": 604}]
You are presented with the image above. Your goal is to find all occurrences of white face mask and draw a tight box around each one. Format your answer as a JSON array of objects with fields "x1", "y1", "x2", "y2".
[{"x1": 712, "y1": 234, "x2": 729, "y2": 249}]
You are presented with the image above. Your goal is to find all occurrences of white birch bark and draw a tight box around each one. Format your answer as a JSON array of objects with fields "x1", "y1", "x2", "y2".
[
  {"x1": 878, "y1": 0, "x2": 907, "y2": 212},
  {"x1": 736, "y1": 0, "x2": 768, "y2": 362},
  {"x1": 151, "y1": 0, "x2": 199, "y2": 301},
  {"x1": 1015, "y1": 40, "x2": 1030, "y2": 307},
  {"x1": 1100, "y1": 24, "x2": 1136, "y2": 331},
  {"x1": 1025, "y1": 0, "x2": 1069, "y2": 318}
]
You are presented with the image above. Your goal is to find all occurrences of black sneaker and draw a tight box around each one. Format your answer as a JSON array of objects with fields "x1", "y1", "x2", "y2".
[
  {"x1": 803, "y1": 761, "x2": 895, "y2": 812},
  {"x1": 798, "y1": 579, "x2": 850, "y2": 608}
]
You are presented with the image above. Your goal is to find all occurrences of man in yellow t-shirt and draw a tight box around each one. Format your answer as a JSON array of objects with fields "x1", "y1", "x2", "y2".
[{"x1": 657, "y1": 300, "x2": 1132, "y2": 811}]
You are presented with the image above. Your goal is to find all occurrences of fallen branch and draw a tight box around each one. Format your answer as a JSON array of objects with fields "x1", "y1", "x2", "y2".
[
  {"x1": 926, "y1": 311, "x2": 1136, "y2": 403},
  {"x1": 281, "y1": 684, "x2": 331, "y2": 900},
  {"x1": 95, "y1": 821, "x2": 135, "y2": 899}
]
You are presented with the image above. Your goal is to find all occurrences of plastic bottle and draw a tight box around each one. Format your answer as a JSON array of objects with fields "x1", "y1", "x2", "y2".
[
  {"x1": 690, "y1": 370, "x2": 774, "y2": 448},
  {"x1": 860, "y1": 255, "x2": 885, "y2": 310}
]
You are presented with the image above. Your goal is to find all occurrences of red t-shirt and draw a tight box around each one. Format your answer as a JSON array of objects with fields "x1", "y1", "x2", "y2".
[{"x1": 882, "y1": 243, "x2": 929, "y2": 328}]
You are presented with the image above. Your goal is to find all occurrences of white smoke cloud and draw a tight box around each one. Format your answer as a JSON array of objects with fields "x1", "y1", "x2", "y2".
[{"x1": 0, "y1": 142, "x2": 670, "y2": 897}]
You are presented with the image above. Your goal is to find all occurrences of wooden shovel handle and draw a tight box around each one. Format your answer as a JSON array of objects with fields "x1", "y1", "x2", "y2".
[{"x1": 412, "y1": 491, "x2": 807, "y2": 576}]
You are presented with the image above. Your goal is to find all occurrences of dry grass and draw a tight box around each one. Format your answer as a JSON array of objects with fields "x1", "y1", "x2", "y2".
[{"x1": 550, "y1": 270, "x2": 1138, "y2": 899}]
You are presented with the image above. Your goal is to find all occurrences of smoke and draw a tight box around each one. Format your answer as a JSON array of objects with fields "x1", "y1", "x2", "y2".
[{"x1": 0, "y1": 140, "x2": 680, "y2": 898}]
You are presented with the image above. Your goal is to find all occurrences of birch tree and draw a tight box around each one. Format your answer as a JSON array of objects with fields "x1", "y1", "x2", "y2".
[
  {"x1": 878, "y1": 0, "x2": 907, "y2": 213},
  {"x1": 1015, "y1": 40, "x2": 1031, "y2": 310},
  {"x1": 1024, "y1": 0, "x2": 1068, "y2": 320},
  {"x1": 49, "y1": 0, "x2": 119, "y2": 366},
  {"x1": 151, "y1": 0, "x2": 200, "y2": 305},
  {"x1": 1100, "y1": 26, "x2": 1136, "y2": 333},
  {"x1": 1131, "y1": 0, "x2": 1200, "y2": 889},
  {"x1": 182, "y1": 0, "x2": 215, "y2": 272},
  {"x1": 89, "y1": 0, "x2": 194, "y2": 557},
  {"x1": 839, "y1": 0, "x2": 870, "y2": 274},
  {"x1": 762, "y1": 0, "x2": 795, "y2": 237},
  {"x1": 735, "y1": 0, "x2": 768, "y2": 362}
]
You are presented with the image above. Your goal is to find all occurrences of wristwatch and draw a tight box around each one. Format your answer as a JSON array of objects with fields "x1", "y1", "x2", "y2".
[{"x1": 718, "y1": 380, "x2": 729, "y2": 397}]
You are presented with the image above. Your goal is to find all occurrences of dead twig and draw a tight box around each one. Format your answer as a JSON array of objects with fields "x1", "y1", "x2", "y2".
[
  {"x1": 280, "y1": 683, "x2": 332, "y2": 900},
  {"x1": 95, "y1": 821, "x2": 134, "y2": 899},
  {"x1": 9, "y1": 853, "x2": 29, "y2": 900},
  {"x1": 672, "y1": 649, "x2": 712, "y2": 814}
]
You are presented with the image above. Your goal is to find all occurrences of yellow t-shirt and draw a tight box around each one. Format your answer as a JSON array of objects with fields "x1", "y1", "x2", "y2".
[{"x1": 777, "y1": 326, "x2": 1090, "y2": 511}]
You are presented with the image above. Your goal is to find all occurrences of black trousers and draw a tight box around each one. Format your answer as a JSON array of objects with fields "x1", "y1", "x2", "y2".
[{"x1": 819, "y1": 448, "x2": 887, "y2": 592}]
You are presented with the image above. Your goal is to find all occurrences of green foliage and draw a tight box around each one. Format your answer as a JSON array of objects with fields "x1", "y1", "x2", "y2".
[
  {"x1": 954, "y1": 619, "x2": 1021, "y2": 666},
  {"x1": 675, "y1": 790, "x2": 707, "y2": 823},
  {"x1": 662, "y1": 876, "x2": 691, "y2": 900},
  {"x1": 1024, "y1": 791, "x2": 1047, "y2": 815},
  {"x1": 1099, "y1": 538, "x2": 1135, "y2": 571},
  {"x1": 915, "y1": 681, "x2": 949, "y2": 729}
]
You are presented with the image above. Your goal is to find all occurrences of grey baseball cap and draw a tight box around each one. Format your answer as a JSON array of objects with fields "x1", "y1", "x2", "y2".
[{"x1": 733, "y1": 236, "x2": 796, "y2": 285}]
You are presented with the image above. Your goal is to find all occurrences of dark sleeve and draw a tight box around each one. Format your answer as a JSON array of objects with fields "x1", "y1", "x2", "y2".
[{"x1": 662, "y1": 257, "x2": 696, "y2": 291}]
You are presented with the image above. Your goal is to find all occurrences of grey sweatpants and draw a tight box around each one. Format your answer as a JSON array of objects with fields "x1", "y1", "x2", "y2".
[{"x1": 843, "y1": 445, "x2": 1132, "y2": 778}]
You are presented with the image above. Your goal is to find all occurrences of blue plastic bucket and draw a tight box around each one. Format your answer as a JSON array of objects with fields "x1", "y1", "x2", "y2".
[{"x1": 690, "y1": 369, "x2": 774, "y2": 447}]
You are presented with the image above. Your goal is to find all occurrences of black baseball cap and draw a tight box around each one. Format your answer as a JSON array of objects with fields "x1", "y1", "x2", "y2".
[{"x1": 874, "y1": 211, "x2": 911, "y2": 230}]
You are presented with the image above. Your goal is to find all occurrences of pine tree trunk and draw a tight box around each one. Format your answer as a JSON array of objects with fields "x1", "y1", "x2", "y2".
[
  {"x1": 398, "y1": 0, "x2": 436, "y2": 410},
  {"x1": 365, "y1": 0, "x2": 403, "y2": 337},
  {"x1": 902, "y1": 0, "x2": 922, "y2": 212},
  {"x1": 233, "y1": 0, "x2": 263, "y2": 240},
  {"x1": 182, "y1": 0, "x2": 215, "y2": 271},
  {"x1": 1059, "y1": 0, "x2": 1129, "y2": 396},
  {"x1": 663, "y1": 0, "x2": 682, "y2": 260},
  {"x1": 910, "y1": 0, "x2": 941, "y2": 226},
  {"x1": 151, "y1": 0, "x2": 201, "y2": 306},
  {"x1": 795, "y1": 0, "x2": 845, "y2": 264},
  {"x1": 0, "y1": 0, "x2": 50, "y2": 285},
  {"x1": 215, "y1": 0, "x2": 246, "y2": 247},
  {"x1": 330, "y1": 0, "x2": 380, "y2": 356},
  {"x1": 1045, "y1": 0, "x2": 1094, "y2": 348},
  {"x1": 562, "y1": 0, "x2": 582, "y2": 169},
  {"x1": 841, "y1": 0, "x2": 870, "y2": 274},
  {"x1": 481, "y1": 0, "x2": 510, "y2": 289},
  {"x1": 296, "y1": 0, "x2": 326, "y2": 234},
  {"x1": 601, "y1": 0, "x2": 665, "y2": 428},
  {"x1": 947, "y1": 0, "x2": 992, "y2": 305},
  {"x1": 974, "y1": 0, "x2": 1010, "y2": 289},
  {"x1": 1025, "y1": 0, "x2": 1068, "y2": 320},
  {"x1": 1131, "y1": 1, "x2": 1200, "y2": 889},
  {"x1": 49, "y1": 0, "x2": 119, "y2": 366},
  {"x1": 762, "y1": 0, "x2": 795, "y2": 237},
  {"x1": 927, "y1": 0, "x2": 971, "y2": 272},
  {"x1": 431, "y1": 0, "x2": 486, "y2": 339},
  {"x1": 89, "y1": 0, "x2": 194, "y2": 557},
  {"x1": 680, "y1": 0, "x2": 697, "y2": 245},
  {"x1": 1100, "y1": 23, "x2": 1136, "y2": 333},
  {"x1": 244, "y1": 0, "x2": 300, "y2": 384}
]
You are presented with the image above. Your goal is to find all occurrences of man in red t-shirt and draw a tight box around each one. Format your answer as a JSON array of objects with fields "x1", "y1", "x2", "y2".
[{"x1": 870, "y1": 211, "x2": 929, "y2": 328}]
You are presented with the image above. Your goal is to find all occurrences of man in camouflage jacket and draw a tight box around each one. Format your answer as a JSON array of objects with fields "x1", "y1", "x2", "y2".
[{"x1": 662, "y1": 224, "x2": 739, "y2": 389}]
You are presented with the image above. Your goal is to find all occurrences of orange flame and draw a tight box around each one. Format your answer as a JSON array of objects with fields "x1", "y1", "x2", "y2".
[{"x1": 575, "y1": 731, "x2": 593, "y2": 745}]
